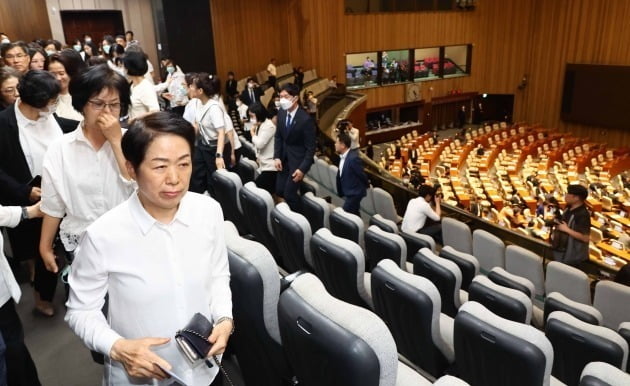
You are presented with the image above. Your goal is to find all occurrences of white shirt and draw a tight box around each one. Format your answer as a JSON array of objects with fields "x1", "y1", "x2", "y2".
[
  {"x1": 144, "y1": 60, "x2": 155, "y2": 84},
  {"x1": 129, "y1": 78, "x2": 160, "y2": 119},
  {"x1": 15, "y1": 100, "x2": 64, "y2": 176},
  {"x1": 338, "y1": 149, "x2": 349, "y2": 176},
  {"x1": 237, "y1": 103, "x2": 248, "y2": 120},
  {"x1": 251, "y1": 119, "x2": 276, "y2": 171},
  {"x1": 56, "y1": 93, "x2": 83, "y2": 121},
  {"x1": 154, "y1": 70, "x2": 188, "y2": 108},
  {"x1": 194, "y1": 98, "x2": 225, "y2": 142},
  {"x1": 65, "y1": 192, "x2": 232, "y2": 386},
  {"x1": 0, "y1": 206, "x2": 22, "y2": 306},
  {"x1": 401, "y1": 196, "x2": 440, "y2": 233},
  {"x1": 40, "y1": 125, "x2": 136, "y2": 251},
  {"x1": 267, "y1": 62, "x2": 277, "y2": 76},
  {"x1": 183, "y1": 97, "x2": 198, "y2": 124}
]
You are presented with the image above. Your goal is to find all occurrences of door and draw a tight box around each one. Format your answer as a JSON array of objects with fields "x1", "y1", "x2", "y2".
[{"x1": 60, "y1": 10, "x2": 125, "y2": 45}]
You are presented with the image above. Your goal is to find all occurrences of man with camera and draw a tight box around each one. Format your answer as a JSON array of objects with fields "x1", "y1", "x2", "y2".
[
  {"x1": 401, "y1": 184, "x2": 443, "y2": 245},
  {"x1": 551, "y1": 184, "x2": 590, "y2": 266}
]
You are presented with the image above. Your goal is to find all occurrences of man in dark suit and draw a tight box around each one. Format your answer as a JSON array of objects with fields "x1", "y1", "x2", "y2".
[
  {"x1": 0, "y1": 70, "x2": 76, "y2": 320},
  {"x1": 240, "y1": 77, "x2": 263, "y2": 106},
  {"x1": 274, "y1": 83, "x2": 316, "y2": 212},
  {"x1": 335, "y1": 131, "x2": 368, "y2": 215}
]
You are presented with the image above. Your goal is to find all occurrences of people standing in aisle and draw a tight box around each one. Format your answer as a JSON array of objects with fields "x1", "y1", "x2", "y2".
[
  {"x1": 46, "y1": 49, "x2": 87, "y2": 122},
  {"x1": 0, "y1": 68, "x2": 20, "y2": 112},
  {"x1": 0, "y1": 202, "x2": 43, "y2": 386},
  {"x1": 305, "y1": 91, "x2": 318, "y2": 122},
  {"x1": 0, "y1": 70, "x2": 77, "y2": 316},
  {"x1": 267, "y1": 58, "x2": 277, "y2": 90},
  {"x1": 125, "y1": 52, "x2": 160, "y2": 120},
  {"x1": 273, "y1": 83, "x2": 316, "y2": 212},
  {"x1": 39, "y1": 65, "x2": 135, "y2": 278},
  {"x1": 335, "y1": 131, "x2": 368, "y2": 215},
  {"x1": 28, "y1": 47, "x2": 46, "y2": 71},
  {"x1": 225, "y1": 71, "x2": 238, "y2": 106},
  {"x1": 552, "y1": 184, "x2": 590, "y2": 266},
  {"x1": 154, "y1": 58, "x2": 188, "y2": 116},
  {"x1": 1, "y1": 42, "x2": 30, "y2": 74},
  {"x1": 293, "y1": 66, "x2": 304, "y2": 90},
  {"x1": 188, "y1": 73, "x2": 227, "y2": 194},
  {"x1": 249, "y1": 102, "x2": 277, "y2": 195},
  {"x1": 240, "y1": 77, "x2": 262, "y2": 106}
]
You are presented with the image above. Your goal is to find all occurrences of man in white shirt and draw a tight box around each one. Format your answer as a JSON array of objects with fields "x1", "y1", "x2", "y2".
[
  {"x1": 401, "y1": 184, "x2": 443, "y2": 244},
  {"x1": 267, "y1": 58, "x2": 277, "y2": 90},
  {"x1": 0, "y1": 203, "x2": 43, "y2": 386}
]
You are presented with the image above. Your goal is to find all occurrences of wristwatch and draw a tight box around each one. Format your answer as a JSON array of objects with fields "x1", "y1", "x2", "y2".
[
  {"x1": 215, "y1": 153, "x2": 223, "y2": 158},
  {"x1": 21, "y1": 207, "x2": 29, "y2": 221}
]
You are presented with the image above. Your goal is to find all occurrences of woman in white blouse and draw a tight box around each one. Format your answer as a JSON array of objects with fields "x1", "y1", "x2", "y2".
[
  {"x1": 124, "y1": 51, "x2": 159, "y2": 120},
  {"x1": 40, "y1": 65, "x2": 135, "y2": 273},
  {"x1": 46, "y1": 49, "x2": 87, "y2": 121},
  {"x1": 249, "y1": 102, "x2": 277, "y2": 194},
  {"x1": 65, "y1": 112, "x2": 233, "y2": 385}
]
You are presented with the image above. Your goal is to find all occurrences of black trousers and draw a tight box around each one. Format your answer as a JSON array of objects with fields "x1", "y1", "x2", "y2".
[
  {"x1": 343, "y1": 194, "x2": 363, "y2": 216},
  {"x1": 418, "y1": 223, "x2": 443, "y2": 246},
  {"x1": 256, "y1": 171, "x2": 277, "y2": 195},
  {"x1": 0, "y1": 300, "x2": 40, "y2": 386},
  {"x1": 276, "y1": 168, "x2": 302, "y2": 213},
  {"x1": 190, "y1": 141, "x2": 218, "y2": 195}
]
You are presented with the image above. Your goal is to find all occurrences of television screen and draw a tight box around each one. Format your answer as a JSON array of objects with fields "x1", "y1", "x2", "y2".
[{"x1": 561, "y1": 64, "x2": 630, "y2": 128}]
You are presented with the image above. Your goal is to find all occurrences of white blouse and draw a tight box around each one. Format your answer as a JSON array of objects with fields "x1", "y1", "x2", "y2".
[
  {"x1": 251, "y1": 119, "x2": 276, "y2": 172},
  {"x1": 56, "y1": 93, "x2": 83, "y2": 121},
  {"x1": 129, "y1": 78, "x2": 160, "y2": 119},
  {"x1": 65, "y1": 191, "x2": 232, "y2": 386},
  {"x1": 0, "y1": 206, "x2": 22, "y2": 307},
  {"x1": 40, "y1": 124, "x2": 135, "y2": 251}
]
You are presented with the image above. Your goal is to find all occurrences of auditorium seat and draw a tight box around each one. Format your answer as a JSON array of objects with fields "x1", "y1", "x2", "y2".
[
  {"x1": 371, "y1": 260, "x2": 455, "y2": 378},
  {"x1": 364, "y1": 225, "x2": 408, "y2": 272},
  {"x1": 579, "y1": 361, "x2": 630, "y2": 386},
  {"x1": 360, "y1": 187, "x2": 377, "y2": 216},
  {"x1": 373, "y1": 188, "x2": 402, "y2": 223},
  {"x1": 310, "y1": 228, "x2": 372, "y2": 309},
  {"x1": 236, "y1": 156, "x2": 259, "y2": 184},
  {"x1": 592, "y1": 280, "x2": 630, "y2": 329},
  {"x1": 329, "y1": 207, "x2": 365, "y2": 248},
  {"x1": 546, "y1": 311, "x2": 628, "y2": 386},
  {"x1": 590, "y1": 227, "x2": 604, "y2": 244},
  {"x1": 434, "y1": 376, "x2": 471, "y2": 385},
  {"x1": 315, "y1": 158, "x2": 333, "y2": 190},
  {"x1": 238, "y1": 136, "x2": 257, "y2": 161},
  {"x1": 439, "y1": 246, "x2": 479, "y2": 291},
  {"x1": 327, "y1": 164, "x2": 339, "y2": 195},
  {"x1": 277, "y1": 273, "x2": 431, "y2": 386},
  {"x1": 472, "y1": 229, "x2": 505, "y2": 273},
  {"x1": 487, "y1": 267, "x2": 536, "y2": 300},
  {"x1": 270, "y1": 203, "x2": 313, "y2": 273},
  {"x1": 300, "y1": 176, "x2": 319, "y2": 196},
  {"x1": 239, "y1": 182, "x2": 281, "y2": 266},
  {"x1": 413, "y1": 248, "x2": 466, "y2": 317},
  {"x1": 301, "y1": 192, "x2": 330, "y2": 231},
  {"x1": 543, "y1": 292, "x2": 603, "y2": 326},
  {"x1": 442, "y1": 217, "x2": 473, "y2": 254},
  {"x1": 505, "y1": 245, "x2": 545, "y2": 301},
  {"x1": 224, "y1": 221, "x2": 292, "y2": 385},
  {"x1": 468, "y1": 275, "x2": 532, "y2": 324},
  {"x1": 454, "y1": 301, "x2": 560, "y2": 386},
  {"x1": 545, "y1": 261, "x2": 591, "y2": 305},
  {"x1": 400, "y1": 230, "x2": 436, "y2": 258},
  {"x1": 211, "y1": 169, "x2": 248, "y2": 235},
  {"x1": 369, "y1": 214, "x2": 398, "y2": 233},
  {"x1": 618, "y1": 323, "x2": 630, "y2": 372}
]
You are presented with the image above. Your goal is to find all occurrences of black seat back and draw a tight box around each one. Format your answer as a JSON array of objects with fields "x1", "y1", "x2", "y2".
[
  {"x1": 543, "y1": 293, "x2": 602, "y2": 327},
  {"x1": 236, "y1": 157, "x2": 257, "y2": 184},
  {"x1": 301, "y1": 194, "x2": 326, "y2": 231},
  {"x1": 619, "y1": 325, "x2": 630, "y2": 372},
  {"x1": 487, "y1": 269, "x2": 532, "y2": 298},
  {"x1": 364, "y1": 227, "x2": 404, "y2": 271},
  {"x1": 271, "y1": 204, "x2": 312, "y2": 273},
  {"x1": 211, "y1": 170, "x2": 248, "y2": 235},
  {"x1": 368, "y1": 215, "x2": 397, "y2": 233},
  {"x1": 413, "y1": 250, "x2": 460, "y2": 317},
  {"x1": 239, "y1": 184, "x2": 281, "y2": 266},
  {"x1": 439, "y1": 247, "x2": 477, "y2": 291},
  {"x1": 310, "y1": 230, "x2": 367, "y2": 308},
  {"x1": 468, "y1": 277, "x2": 530, "y2": 324},
  {"x1": 329, "y1": 210, "x2": 360, "y2": 245},
  {"x1": 400, "y1": 231, "x2": 433, "y2": 262},
  {"x1": 371, "y1": 262, "x2": 450, "y2": 377}
]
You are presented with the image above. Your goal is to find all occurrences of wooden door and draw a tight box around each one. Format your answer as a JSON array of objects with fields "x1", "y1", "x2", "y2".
[{"x1": 60, "y1": 10, "x2": 124, "y2": 45}]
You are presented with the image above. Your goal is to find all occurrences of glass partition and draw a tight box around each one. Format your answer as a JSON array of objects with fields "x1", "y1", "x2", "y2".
[
  {"x1": 413, "y1": 47, "x2": 441, "y2": 81},
  {"x1": 346, "y1": 52, "x2": 378, "y2": 89},
  {"x1": 444, "y1": 45, "x2": 470, "y2": 78},
  {"x1": 381, "y1": 50, "x2": 411, "y2": 85}
]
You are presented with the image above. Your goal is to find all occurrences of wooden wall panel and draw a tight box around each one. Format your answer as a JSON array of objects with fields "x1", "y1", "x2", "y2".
[
  {"x1": 0, "y1": 0, "x2": 52, "y2": 43},
  {"x1": 524, "y1": 0, "x2": 630, "y2": 147},
  {"x1": 210, "y1": 0, "x2": 289, "y2": 80}
]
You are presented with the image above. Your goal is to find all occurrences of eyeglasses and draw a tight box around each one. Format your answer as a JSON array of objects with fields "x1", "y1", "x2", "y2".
[
  {"x1": 4, "y1": 53, "x2": 28, "y2": 60},
  {"x1": 1, "y1": 87, "x2": 16, "y2": 95},
  {"x1": 87, "y1": 100, "x2": 122, "y2": 111}
]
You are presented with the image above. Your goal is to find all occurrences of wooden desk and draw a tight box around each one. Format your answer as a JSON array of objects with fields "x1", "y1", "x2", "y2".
[
  {"x1": 597, "y1": 242, "x2": 630, "y2": 262},
  {"x1": 605, "y1": 212, "x2": 630, "y2": 227},
  {"x1": 586, "y1": 198, "x2": 602, "y2": 212}
]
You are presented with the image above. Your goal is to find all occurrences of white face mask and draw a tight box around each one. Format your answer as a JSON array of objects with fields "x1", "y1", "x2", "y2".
[
  {"x1": 85, "y1": 38, "x2": 92, "y2": 43},
  {"x1": 274, "y1": 100, "x2": 281, "y2": 108},
  {"x1": 102, "y1": 45, "x2": 110, "y2": 54},
  {"x1": 1, "y1": 38, "x2": 9, "y2": 44},
  {"x1": 38, "y1": 103, "x2": 57, "y2": 120},
  {"x1": 249, "y1": 117, "x2": 257, "y2": 124},
  {"x1": 279, "y1": 97, "x2": 294, "y2": 111}
]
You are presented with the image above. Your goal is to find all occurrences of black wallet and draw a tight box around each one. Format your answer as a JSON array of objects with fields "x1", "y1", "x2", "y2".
[{"x1": 175, "y1": 313, "x2": 213, "y2": 365}]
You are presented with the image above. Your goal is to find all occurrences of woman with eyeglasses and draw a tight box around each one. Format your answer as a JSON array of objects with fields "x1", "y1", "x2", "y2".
[
  {"x1": 1, "y1": 42, "x2": 31, "y2": 74},
  {"x1": 0, "y1": 70, "x2": 77, "y2": 316},
  {"x1": 39, "y1": 65, "x2": 135, "y2": 281},
  {"x1": 0, "y1": 67, "x2": 20, "y2": 112}
]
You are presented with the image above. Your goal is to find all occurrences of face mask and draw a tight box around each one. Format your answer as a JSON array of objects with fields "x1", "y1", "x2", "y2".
[
  {"x1": 279, "y1": 97, "x2": 294, "y2": 111},
  {"x1": 1, "y1": 38, "x2": 9, "y2": 44},
  {"x1": 249, "y1": 117, "x2": 257, "y2": 124},
  {"x1": 274, "y1": 100, "x2": 281, "y2": 108},
  {"x1": 85, "y1": 38, "x2": 92, "y2": 43},
  {"x1": 38, "y1": 103, "x2": 57, "y2": 120},
  {"x1": 46, "y1": 50, "x2": 55, "y2": 56},
  {"x1": 247, "y1": 83, "x2": 254, "y2": 89},
  {"x1": 73, "y1": 44, "x2": 82, "y2": 52},
  {"x1": 166, "y1": 66, "x2": 175, "y2": 74},
  {"x1": 102, "y1": 45, "x2": 110, "y2": 54}
]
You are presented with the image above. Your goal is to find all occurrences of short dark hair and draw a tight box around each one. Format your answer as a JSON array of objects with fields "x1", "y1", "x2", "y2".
[
  {"x1": 45, "y1": 39, "x2": 62, "y2": 51},
  {"x1": 110, "y1": 43, "x2": 125, "y2": 57},
  {"x1": 28, "y1": 46, "x2": 47, "y2": 64},
  {"x1": 115, "y1": 35, "x2": 125, "y2": 41},
  {"x1": 1, "y1": 41, "x2": 28, "y2": 58},
  {"x1": 123, "y1": 51, "x2": 148, "y2": 76},
  {"x1": 192, "y1": 73, "x2": 220, "y2": 96},
  {"x1": 247, "y1": 102, "x2": 267, "y2": 122},
  {"x1": 102, "y1": 35, "x2": 115, "y2": 45},
  {"x1": 567, "y1": 184, "x2": 588, "y2": 201},
  {"x1": 184, "y1": 72, "x2": 197, "y2": 86},
  {"x1": 125, "y1": 30, "x2": 134, "y2": 36},
  {"x1": 227, "y1": 71, "x2": 234, "y2": 76},
  {"x1": 70, "y1": 64, "x2": 131, "y2": 115},
  {"x1": 336, "y1": 119, "x2": 351, "y2": 131},
  {"x1": 417, "y1": 184, "x2": 436, "y2": 199},
  {"x1": 87, "y1": 56, "x2": 107, "y2": 67},
  {"x1": 336, "y1": 131, "x2": 351, "y2": 148},
  {"x1": 47, "y1": 49, "x2": 87, "y2": 79},
  {"x1": 280, "y1": 83, "x2": 299, "y2": 97},
  {"x1": 122, "y1": 111, "x2": 196, "y2": 170},
  {"x1": 18, "y1": 70, "x2": 60, "y2": 108}
]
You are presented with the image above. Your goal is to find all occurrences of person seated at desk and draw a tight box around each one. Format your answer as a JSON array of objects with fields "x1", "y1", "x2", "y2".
[
  {"x1": 401, "y1": 184, "x2": 443, "y2": 245},
  {"x1": 476, "y1": 144, "x2": 485, "y2": 156}
]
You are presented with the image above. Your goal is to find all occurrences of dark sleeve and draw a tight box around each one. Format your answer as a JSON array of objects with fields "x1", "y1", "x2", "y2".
[
  {"x1": 351, "y1": 156, "x2": 368, "y2": 187},
  {"x1": 0, "y1": 167, "x2": 31, "y2": 205},
  {"x1": 273, "y1": 119, "x2": 283, "y2": 160},
  {"x1": 573, "y1": 208, "x2": 591, "y2": 235},
  {"x1": 298, "y1": 115, "x2": 316, "y2": 173}
]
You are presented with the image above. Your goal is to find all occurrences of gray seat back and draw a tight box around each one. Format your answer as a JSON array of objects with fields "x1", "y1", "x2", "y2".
[
  {"x1": 472, "y1": 229, "x2": 505, "y2": 273},
  {"x1": 329, "y1": 207, "x2": 365, "y2": 248},
  {"x1": 593, "y1": 280, "x2": 630, "y2": 329},
  {"x1": 543, "y1": 292, "x2": 603, "y2": 326},
  {"x1": 373, "y1": 188, "x2": 400, "y2": 223},
  {"x1": 505, "y1": 245, "x2": 545, "y2": 300},
  {"x1": 369, "y1": 214, "x2": 398, "y2": 234},
  {"x1": 442, "y1": 217, "x2": 473, "y2": 254},
  {"x1": 270, "y1": 203, "x2": 313, "y2": 272},
  {"x1": 545, "y1": 261, "x2": 591, "y2": 305}
]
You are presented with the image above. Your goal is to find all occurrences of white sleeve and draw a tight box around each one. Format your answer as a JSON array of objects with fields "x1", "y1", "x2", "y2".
[
  {"x1": 65, "y1": 232, "x2": 122, "y2": 356},
  {"x1": 40, "y1": 143, "x2": 66, "y2": 218},
  {"x1": 0, "y1": 206, "x2": 21, "y2": 228},
  {"x1": 251, "y1": 121, "x2": 275, "y2": 151},
  {"x1": 207, "y1": 205, "x2": 232, "y2": 321},
  {"x1": 423, "y1": 202, "x2": 441, "y2": 222},
  {"x1": 183, "y1": 99, "x2": 197, "y2": 124},
  {"x1": 206, "y1": 105, "x2": 225, "y2": 130},
  {"x1": 139, "y1": 83, "x2": 160, "y2": 112}
]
